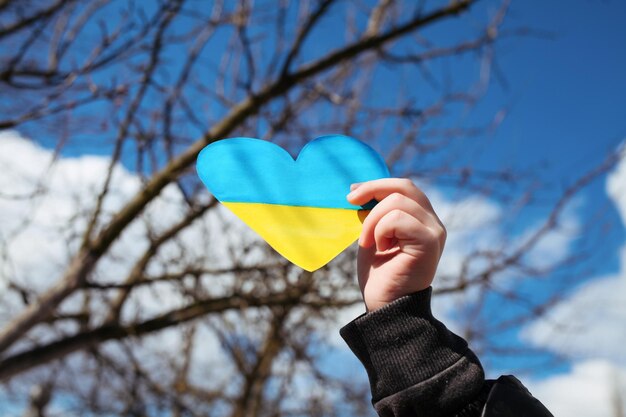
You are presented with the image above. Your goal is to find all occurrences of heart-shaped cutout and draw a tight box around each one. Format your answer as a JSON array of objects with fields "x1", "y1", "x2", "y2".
[{"x1": 196, "y1": 135, "x2": 390, "y2": 271}]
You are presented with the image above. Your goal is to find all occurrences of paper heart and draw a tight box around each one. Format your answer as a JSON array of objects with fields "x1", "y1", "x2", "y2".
[{"x1": 196, "y1": 135, "x2": 390, "y2": 271}]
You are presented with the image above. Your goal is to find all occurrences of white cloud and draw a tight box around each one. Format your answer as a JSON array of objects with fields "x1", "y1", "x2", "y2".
[
  {"x1": 608, "y1": 145, "x2": 626, "y2": 226},
  {"x1": 0, "y1": 131, "x2": 234, "y2": 401},
  {"x1": 522, "y1": 269, "x2": 626, "y2": 364},
  {"x1": 521, "y1": 197, "x2": 582, "y2": 270},
  {"x1": 0, "y1": 130, "x2": 255, "y2": 323},
  {"x1": 526, "y1": 360, "x2": 626, "y2": 417},
  {"x1": 0, "y1": 131, "x2": 141, "y2": 295},
  {"x1": 430, "y1": 188, "x2": 504, "y2": 278}
]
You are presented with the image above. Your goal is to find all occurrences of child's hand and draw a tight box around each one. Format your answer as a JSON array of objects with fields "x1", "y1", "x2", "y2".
[{"x1": 347, "y1": 178, "x2": 446, "y2": 311}]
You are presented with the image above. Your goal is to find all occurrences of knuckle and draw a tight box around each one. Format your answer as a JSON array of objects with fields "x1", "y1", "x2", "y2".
[
  {"x1": 427, "y1": 227, "x2": 440, "y2": 242},
  {"x1": 439, "y1": 224, "x2": 447, "y2": 242},
  {"x1": 386, "y1": 192, "x2": 405, "y2": 205},
  {"x1": 386, "y1": 209, "x2": 405, "y2": 222},
  {"x1": 433, "y1": 226, "x2": 447, "y2": 253},
  {"x1": 399, "y1": 178, "x2": 415, "y2": 189}
]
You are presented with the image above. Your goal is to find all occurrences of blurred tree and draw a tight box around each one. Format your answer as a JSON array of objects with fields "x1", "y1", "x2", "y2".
[{"x1": 0, "y1": 0, "x2": 620, "y2": 416}]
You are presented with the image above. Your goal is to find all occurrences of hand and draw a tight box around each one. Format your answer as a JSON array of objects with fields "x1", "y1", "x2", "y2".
[{"x1": 347, "y1": 178, "x2": 446, "y2": 311}]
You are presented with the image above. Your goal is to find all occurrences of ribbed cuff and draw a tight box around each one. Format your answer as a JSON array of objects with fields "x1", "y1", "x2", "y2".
[{"x1": 340, "y1": 288, "x2": 485, "y2": 416}]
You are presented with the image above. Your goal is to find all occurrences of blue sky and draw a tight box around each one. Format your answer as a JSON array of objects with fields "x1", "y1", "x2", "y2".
[
  {"x1": 480, "y1": 1, "x2": 626, "y2": 174},
  {"x1": 444, "y1": 0, "x2": 626, "y2": 294},
  {"x1": 428, "y1": 1, "x2": 625, "y2": 178},
  {"x1": 2, "y1": 0, "x2": 625, "y2": 414}
]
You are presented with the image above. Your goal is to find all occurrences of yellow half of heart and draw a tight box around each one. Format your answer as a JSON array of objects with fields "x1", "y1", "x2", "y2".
[{"x1": 223, "y1": 202, "x2": 370, "y2": 271}]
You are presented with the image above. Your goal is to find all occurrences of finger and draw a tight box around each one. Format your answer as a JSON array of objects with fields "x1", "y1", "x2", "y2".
[
  {"x1": 373, "y1": 209, "x2": 427, "y2": 252},
  {"x1": 348, "y1": 178, "x2": 436, "y2": 214},
  {"x1": 360, "y1": 192, "x2": 438, "y2": 248}
]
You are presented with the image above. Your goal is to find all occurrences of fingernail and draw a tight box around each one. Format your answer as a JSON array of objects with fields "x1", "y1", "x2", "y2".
[{"x1": 350, "y1": 183, "x2": 362, "y2": 191}]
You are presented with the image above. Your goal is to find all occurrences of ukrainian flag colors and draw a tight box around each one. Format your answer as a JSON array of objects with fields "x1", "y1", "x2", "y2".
[{"x1": 196, "y1": 135, "x2": 390, "y2": 271}]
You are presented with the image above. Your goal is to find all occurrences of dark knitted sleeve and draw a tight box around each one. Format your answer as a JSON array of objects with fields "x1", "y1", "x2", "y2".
[{"x1": 340, "y1": 287, "x2": 485, "y2": 417}]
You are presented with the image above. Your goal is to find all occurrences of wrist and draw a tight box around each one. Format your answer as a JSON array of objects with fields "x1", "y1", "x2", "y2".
[{"x1": 364, "y1": 282, "x2": 432, "y2": 311}]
